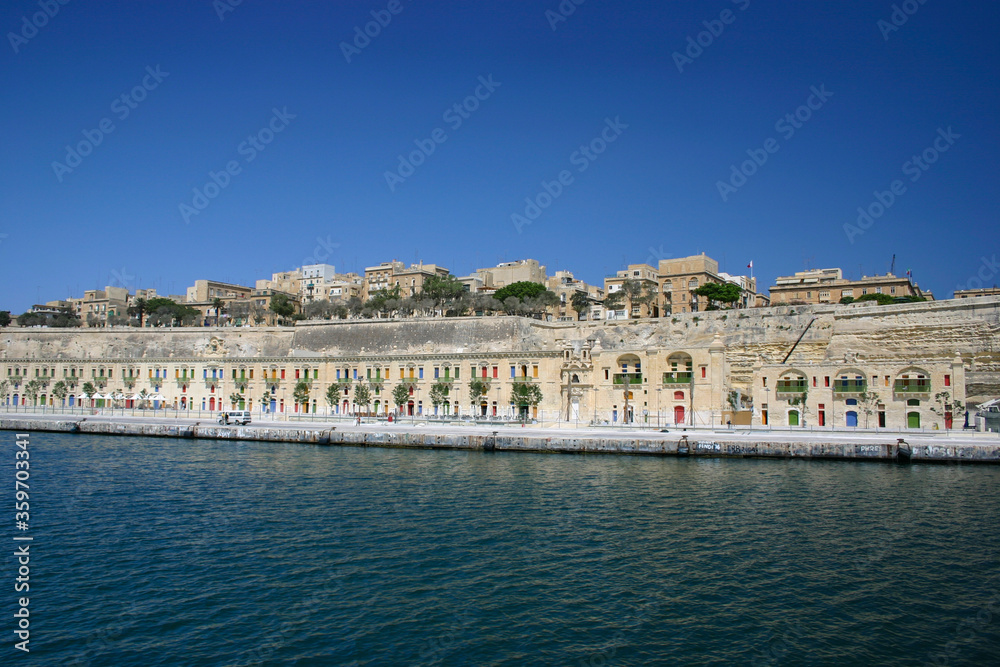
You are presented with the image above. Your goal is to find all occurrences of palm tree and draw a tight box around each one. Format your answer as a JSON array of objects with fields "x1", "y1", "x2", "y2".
[{"x1": 212, "y1": 298, "x2": 225, "y2": 326}]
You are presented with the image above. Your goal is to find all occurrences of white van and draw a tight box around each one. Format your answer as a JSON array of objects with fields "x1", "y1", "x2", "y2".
[{"x1": 219, "y1": 411, "x2": 251, "y2": 425}]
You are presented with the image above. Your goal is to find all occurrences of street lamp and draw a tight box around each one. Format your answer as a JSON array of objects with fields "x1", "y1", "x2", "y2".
[{"x1": 764, "y1": 386, "x2": 771, "y2": 429}]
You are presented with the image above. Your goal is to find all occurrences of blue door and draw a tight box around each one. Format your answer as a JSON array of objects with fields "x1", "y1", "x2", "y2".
[
  {"x1": 68, "y1": 395, "x2": 75, "y2": 407},
  {"x1": 269, "y1": 399, "x2": 277, "y2": 413},
  {"x1": 846, "y1": 411, "x2": 858, "y2": 427}
]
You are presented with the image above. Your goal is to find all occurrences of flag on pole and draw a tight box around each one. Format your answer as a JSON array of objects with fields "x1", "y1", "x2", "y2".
[{"x1": 747, "y1": 261, "x2": 753, "y2": 269}]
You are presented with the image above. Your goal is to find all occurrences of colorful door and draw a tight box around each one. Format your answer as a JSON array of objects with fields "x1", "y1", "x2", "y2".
[
  {"x1": 945, "y1": 411, "x2": 953, "y2": 429},
  {"x1": 846, "y1": 411, "x2": 858, "y2": 427},
  {"x1": 788, "y1": 410, "x2": 800, "y2": 426},
  {"x1": 907, "y1": 412, "x2": 920, "y2": 428},
  {"x1": 209, "y1": 397, "x2": 215, "y2": 411},
  {"x1": 674, "y1": 405, "x2": 685, "y2": 424}
]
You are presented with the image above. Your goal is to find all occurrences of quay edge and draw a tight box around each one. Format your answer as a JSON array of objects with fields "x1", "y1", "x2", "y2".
[{"x1": 2, "y1": 418, "x2": 1000, "y2": 464}]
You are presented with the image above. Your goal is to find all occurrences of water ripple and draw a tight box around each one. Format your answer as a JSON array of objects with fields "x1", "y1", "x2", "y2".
[{"x1": 9, "y1": 434, "x2": 1000, "y2": 666}]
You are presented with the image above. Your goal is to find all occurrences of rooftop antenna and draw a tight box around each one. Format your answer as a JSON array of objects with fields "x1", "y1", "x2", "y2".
[{"x1": 889, "y1": 254, "x2": 896, "y2": 275}]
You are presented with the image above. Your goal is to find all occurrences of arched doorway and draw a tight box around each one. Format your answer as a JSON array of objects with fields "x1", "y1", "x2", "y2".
[
  {"x1": 209, "y1": 397, "x2": 215, "y2": 411},
  {"x1": 407, "y1": 401, "x2": 415, "y2": 416},
  {"x1": 788, "y1": 410, "x2": 800, "y2": 426},
  {"x1": 674, "y1": 405, "x2": 685, "y2": 424},
  {"x1": 907, "y1": 411, "x2": 920, "y2": 428},
  {"x1": 846, "y1": 411, "x2": 858, "y2": 427}
]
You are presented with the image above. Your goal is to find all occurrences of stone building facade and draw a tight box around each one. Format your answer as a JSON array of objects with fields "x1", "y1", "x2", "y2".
[{"x1": 1, "y1": 298, "x2": 997, "y2": 430}]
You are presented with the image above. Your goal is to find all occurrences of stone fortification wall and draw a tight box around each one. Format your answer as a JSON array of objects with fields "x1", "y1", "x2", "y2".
[
  {"x1": 2, "y1": 298, "x2": 998, "y2": 388},
  {"x1": 290, "y1": 317, "x2": 549, "y2": 356},
  {"x1": 0, "y1": 327, "x2": 295, "y2": 360}
]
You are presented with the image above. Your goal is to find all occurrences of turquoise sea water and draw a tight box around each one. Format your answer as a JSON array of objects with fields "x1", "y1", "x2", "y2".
[{"x1": 5, "y1": 432, "x2": 1000, "y2": 666}]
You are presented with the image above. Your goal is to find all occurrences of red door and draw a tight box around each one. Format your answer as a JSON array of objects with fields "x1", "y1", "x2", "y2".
[
  {"x1": 945, "y1": 411, "x2": 953, "y2": 429},
  {"x1": 674, "y1": 406, "x2": 685, "y2": 424}
]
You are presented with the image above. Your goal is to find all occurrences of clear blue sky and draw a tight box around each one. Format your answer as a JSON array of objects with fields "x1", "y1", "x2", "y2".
[{"x1": 2, "y1": 0, "x2": 998, "y2": 313}]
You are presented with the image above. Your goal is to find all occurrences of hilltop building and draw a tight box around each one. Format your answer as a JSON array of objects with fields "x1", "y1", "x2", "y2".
[
  {"x1": 546, "y1": 271, "x2": 604, "y2": 321},
  {"x1": 475, "y1": 259, "x2": 547, "y2": 289},
  {"x1": 362, "y1": 261, "x2": 450, "y2": 300},
  {"x1": 767, "y1": 268, "x2": 929, "y2": 305}
]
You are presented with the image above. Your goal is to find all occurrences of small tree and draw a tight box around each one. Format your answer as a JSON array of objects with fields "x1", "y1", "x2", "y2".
[
  {"x1": 429, "y1": 382, "x2": 450, "y2": 415},
  {"x1": 392, "y1": 383, "x2": 409, "y2": 414},
  {"x1": 138, "y1": 388, "x2": 150, "y2": 410},
  {"x1": 269, "y1": 294, "x2": 297, "y2": 324},
  {"x1": 52, "y1": 380, "x2": 68, "y2": 407},
  {"x1": 229, "y1": 392, "x2": 244, "y2": 409},
  {"x1": 693, "y1": 282, "x2": 742, "y2": 309},
  {"x1": 511, "y1": 382, "x2": 543, "y2": 422},
  {"x1": 492, "y1": 281, "x2": 547, "y2": 303},
  {"x1": 570, "y1": 291, "x2": 591, "y2": 320},
  {"x1": 353, "y1": 382, "x2": 371, "y2": 415},
  {"x1": 326, "y1": 383, "x2": 340, "y2": 413},
  {"x1": 0, "y1": 380, "x2": 8, "y2": 402},
  {"x1": 787, "y1": 389, "x2": 809, "y2": 426},
  {"x1": 81, "y1": 380, "x2": 97, "y2": 408},
  {"x1": 0, "y1": 311, "x2": 10, "y2": 327},
  {"x1": 25, "y1": 379, "x2": 44, "y2": 406},
  {"x1": 293, "y1": 380, "x2": 310, "y2": 411},
  {"x1": 930, "y1": 391, "x2": 964, "y2": 430},
  {"x1": 468, "y1": 379, "x2": 488, "y2": 411},
  {"x1": 857, "y1": 389, "x2": 880, "y2": 428}
]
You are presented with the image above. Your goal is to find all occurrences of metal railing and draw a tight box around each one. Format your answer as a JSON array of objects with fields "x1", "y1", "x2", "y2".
[
  {"x1": 833, "y1": 380, "x2": 866, "y2": 393},
  {"x1": 662, "y1": 372, "x2": 692, "y2": 384},
  {"x1": 894, "y1": 381, "x2": 930, "y2": 393}
]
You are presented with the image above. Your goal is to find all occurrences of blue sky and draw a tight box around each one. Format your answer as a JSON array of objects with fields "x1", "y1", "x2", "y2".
[{"x1": 2, "y1": 0, "x2": 998, "y2": 313}]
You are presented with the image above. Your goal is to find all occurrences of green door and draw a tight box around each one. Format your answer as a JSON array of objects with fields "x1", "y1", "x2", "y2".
[
  {"x1": 907, "y1": 411, "x2": 920, "y2": 428},
  {"x1": 788, "y1": 410, "x2": 799, "y2": 426}
]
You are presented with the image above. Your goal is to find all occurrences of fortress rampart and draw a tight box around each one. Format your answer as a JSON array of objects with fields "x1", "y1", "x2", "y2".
[{"x1": 2, "y1": 298, "x2": 999, "y2": 430}]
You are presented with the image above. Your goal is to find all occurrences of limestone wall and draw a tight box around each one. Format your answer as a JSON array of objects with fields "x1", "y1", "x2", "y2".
[{"x1": 2, "y1": 298, "x2": 999, "y2": 420}]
